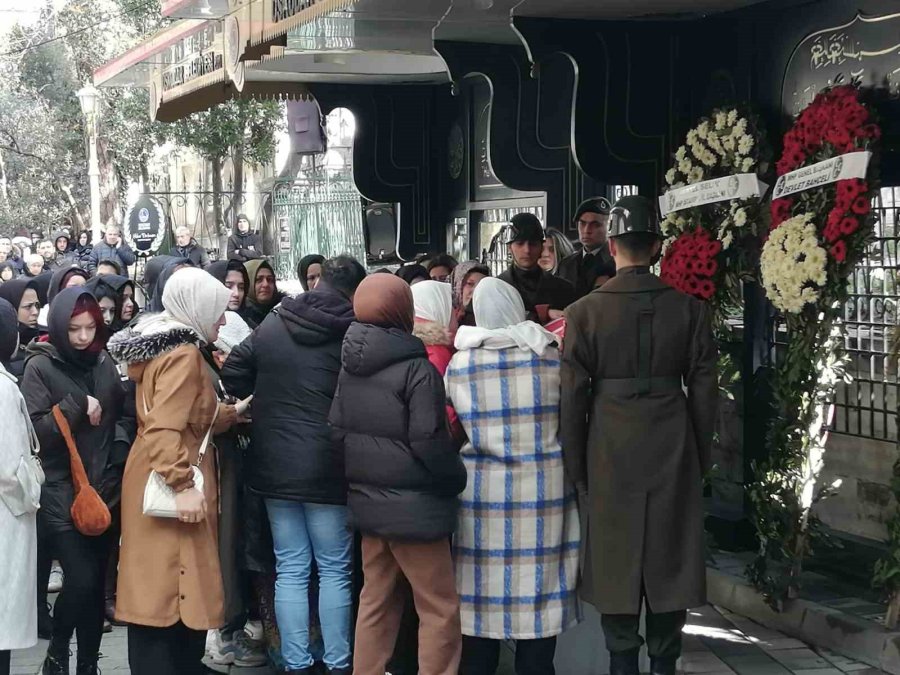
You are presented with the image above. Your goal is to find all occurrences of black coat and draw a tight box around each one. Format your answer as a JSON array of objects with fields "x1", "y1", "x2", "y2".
[
  {"x1": 329, "y1": 322, "x2": 467, "y2": 541},
  {"x1": 21, "y1": 342, "x2": 134, "y2": 532},
  {"x1": 556, "y1": 248, "x2": 617, "y2": 299},
  {"x1": 173, "y1": 240, "x2": 210, "y2": 269},
  {"x1": 221, "y1": 286, "x2": 355, "y2": 505},
  {"x1": 227, "y1": 231, "x2": 264, "y2": 262},
  {"x1": 499, "y1": 264, "x2": 577, "y2": 315}
]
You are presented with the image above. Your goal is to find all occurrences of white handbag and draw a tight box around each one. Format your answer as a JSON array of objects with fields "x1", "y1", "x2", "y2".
[{"x1": 141, "y1": 393, "x2": 218, "y2": 519}]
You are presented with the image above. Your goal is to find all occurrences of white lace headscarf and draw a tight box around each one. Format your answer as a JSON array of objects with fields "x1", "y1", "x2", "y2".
[{"x1": 454, "y1": 277, "x2": 557, "y2": 356}]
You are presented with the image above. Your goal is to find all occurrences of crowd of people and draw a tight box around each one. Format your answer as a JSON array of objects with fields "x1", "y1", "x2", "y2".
[{"x1": 0, "y1": 195, "x2": 717, "y2": 675}]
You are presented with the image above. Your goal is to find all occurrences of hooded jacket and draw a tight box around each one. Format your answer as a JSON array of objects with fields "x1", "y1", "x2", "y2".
[
  {"x1": 227, "y1": 223, "x2": 263, "y2": 263},
  {"x1": 328, "y1": 322, "x2": 467, "y2": 541},
  {"x1": 21, "y1": 289, "x2": 133, "y2": 532},
  {"x1": 221, "y1": 285, "x2": 354, "y2": 504},
  {"x1": 49, "y1": 231, "x2": 78, "y2": 270}
]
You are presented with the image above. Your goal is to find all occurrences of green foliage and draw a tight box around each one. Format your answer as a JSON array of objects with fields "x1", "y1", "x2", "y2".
[{"x1": 168, "y1": 98, "x2": 284, "y2": 166}]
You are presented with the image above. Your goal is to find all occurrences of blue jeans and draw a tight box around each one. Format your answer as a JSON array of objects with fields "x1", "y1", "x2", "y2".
[{"x1": 265, "y1": 499, "x2": 353, "y2": 670}]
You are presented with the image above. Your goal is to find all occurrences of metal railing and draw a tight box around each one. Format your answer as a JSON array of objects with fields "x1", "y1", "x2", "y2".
[{"x1": 832, "y1": 186, "x2": 900, "y2": 441}]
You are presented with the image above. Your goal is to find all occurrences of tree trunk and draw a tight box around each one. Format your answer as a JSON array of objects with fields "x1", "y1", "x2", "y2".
[
  {"x1": 98, "y1": 137, "x2": 120, "y2": 226},
  {"x1": 887, "y1": 593, "x2": 900, "y2": 629},
  {"x1": 211, "y1": 155, "x2": 226, "y2": 258},
  {"x1": 140, "y1": 162, "x2": 150, "y2": 192},
  {"x1": 0, "y1": 149, "x2": 9, "y2": 209},
  {"x1": 230, "y1": 142, "x2": 245, "y2": 234}
]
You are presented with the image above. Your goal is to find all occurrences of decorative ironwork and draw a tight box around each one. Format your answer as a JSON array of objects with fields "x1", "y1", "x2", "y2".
[
  {"x1": 271, "y1": 174, "x2": 366, "y2": 279},
  {"x1": 832, "y1": 185, "x2": 900, "y2": 441}
]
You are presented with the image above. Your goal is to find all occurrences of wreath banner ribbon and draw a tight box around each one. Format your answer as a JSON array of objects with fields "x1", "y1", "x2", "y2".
[
  {"x1": 772, "y1": 150, "x2": 871, "y2": 200},
  {"x1": 659, "y1": 173, "x2": 768, "y2": 216}
]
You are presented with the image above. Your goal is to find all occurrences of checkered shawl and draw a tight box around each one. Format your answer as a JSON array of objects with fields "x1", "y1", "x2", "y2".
[{"x1": 446, "y1": 345, "x2": 581, "y2": 639}]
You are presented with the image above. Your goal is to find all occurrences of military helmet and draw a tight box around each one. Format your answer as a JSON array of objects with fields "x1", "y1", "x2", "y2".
[
  {"x1": 608, "y1": 195, "x2": 662, "y2": 239},
  {"x1": 502, "y1": 212, "x2": 545, "y2": 244}
]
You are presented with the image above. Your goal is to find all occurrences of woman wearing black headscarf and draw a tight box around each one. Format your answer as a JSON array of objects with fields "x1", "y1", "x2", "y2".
[
  {"x1": 22, "y1": 288, "x2": 133, "y2": 675},
  {"x1": 0, "y1": 261, "x2": 16, "y2": 283},
  {"x1": 207, "y1": 260, "x2": 250, "y2": 314},
  {"x1": 85, "y1": 274, "x2": 136, "y2": 334},
  {"x1": 143, "y1": 255, "x2": 193, "y2": 313},
  {"x1": 47, "y1": 265, "x2": 89, "y2": 305},
  {"x1": 0, "y1": 279, "x2": 40, "y2": 379},
  {"x1": 297, "y1": 254, "x2": 324, "y2": 292}
]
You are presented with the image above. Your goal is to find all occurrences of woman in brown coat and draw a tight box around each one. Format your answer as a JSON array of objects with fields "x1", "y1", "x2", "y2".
[{"x1": 108, "y1": 267, "x2": 239, "y2": 675}]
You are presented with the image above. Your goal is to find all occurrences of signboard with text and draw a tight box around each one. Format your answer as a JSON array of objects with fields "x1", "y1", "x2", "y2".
[{"x1": 124, "y1": 195, "x2": 166, "y2": 255}]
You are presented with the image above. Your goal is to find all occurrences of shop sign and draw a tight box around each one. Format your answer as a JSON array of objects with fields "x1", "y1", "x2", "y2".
[
  {"x1": 124, "y1": 195, "x2": 166, "y2": 254},
  {"x1": 783, "y1": 12, "x2": 900, "y2": 115},
  {"x1": 659, "y1": 174, "x2": 768, "y2": 216},
  {"x1": 272, "y1": 0, "x2": 320, "y2": 23},
  {"x1": 772, "y1": 151, "x2": 871, "y2": 200},
  {"x1": 161, "y1": 22, "x2": 225, "y2": 92}
]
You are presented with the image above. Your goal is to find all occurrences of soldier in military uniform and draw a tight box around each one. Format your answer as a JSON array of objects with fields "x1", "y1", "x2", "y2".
[
  {"x1": 498, "y1": 212, "x2": 576, "y2": 323},
  {"x1": 560, "y1": 195, "x2": 717, "y2": 675},
  {"x1": 556, "y1": 197, "x2": 617, "y2": 299}
]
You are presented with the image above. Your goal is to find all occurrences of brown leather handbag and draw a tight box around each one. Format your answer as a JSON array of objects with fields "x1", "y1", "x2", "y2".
[{"x1": 52, "y1": 405, "x2": 111, "y2": 536}]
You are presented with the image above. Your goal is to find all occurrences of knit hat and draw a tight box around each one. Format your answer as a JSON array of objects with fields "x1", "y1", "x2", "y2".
[{"x1": 214, "y1": 311, "x2": 252, "y2": 355}]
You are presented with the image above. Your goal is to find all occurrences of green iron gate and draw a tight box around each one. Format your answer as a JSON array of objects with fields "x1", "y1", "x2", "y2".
[{"x1": 271, "y1": 175, "x2": 367, "y2": 279}]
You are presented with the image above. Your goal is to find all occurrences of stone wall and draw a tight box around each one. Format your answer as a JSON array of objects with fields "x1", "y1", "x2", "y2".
[{"x1": 814, "y1": 432, "x2": 896, "y2": 542}]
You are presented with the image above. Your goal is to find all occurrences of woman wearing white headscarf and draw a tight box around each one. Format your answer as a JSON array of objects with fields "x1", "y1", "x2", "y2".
[
  {"x1": 108, "y1": 267, "x2": 241, "y2": 675},
  {"x1": 411, "y1": 280, "x2": 455, "y2": 375},
  {"x1": 445, "y1": 278, "x2": 581, "y2": 675}
]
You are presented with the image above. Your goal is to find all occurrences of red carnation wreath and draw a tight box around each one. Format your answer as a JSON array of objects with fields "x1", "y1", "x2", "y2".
[
  {"x1": 769, "y1": 84, "x2": 880, "y2": 270},
  {"x1": 660, "y1": 227, "x2": 722, "y2": 300}
]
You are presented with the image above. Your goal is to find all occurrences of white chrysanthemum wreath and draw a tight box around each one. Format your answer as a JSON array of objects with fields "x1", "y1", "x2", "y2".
[
  {"x1": 760, "y1": 213, "x2": 828, "y2": 314},
  {"x1": 659, "y1": 107, "x2": 770, "y2": 311}
]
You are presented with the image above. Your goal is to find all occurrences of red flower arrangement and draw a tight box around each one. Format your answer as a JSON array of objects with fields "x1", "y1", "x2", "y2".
[
  {"x1": 770, "y1": 85, "x2": 880, "y2": 270},
  {"x1": 660, "y1": 227, "x2": 722, "y2": 300}
]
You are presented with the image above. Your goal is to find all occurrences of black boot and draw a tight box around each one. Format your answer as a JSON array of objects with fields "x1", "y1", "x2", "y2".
[
  {"x1": 41, "y1": 642, "x2": 69, "y2": 675},
  {"x1": 76, "y1": 656, "x2": 100, "y2": 675},
  {"x1": 609, "y1": 649, "x2": 639, "y2": 675},
  {"x1": 37, "y1": 602, "x2": 53, "y2": 640},
  {"x1": 650, "y1": 656, "x2": 678, "y2": 675}
]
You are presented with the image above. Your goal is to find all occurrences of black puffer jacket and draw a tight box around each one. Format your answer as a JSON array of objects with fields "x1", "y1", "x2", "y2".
[
  {"x1": 221, "y1": 285, "x2": 355, "y2": 504},
  {"x1": 22, "y1": 342, "x2": 133, "y2": 532},
  {"x1": 329, "y1": 322, "x2": 467, "y2": 541}
]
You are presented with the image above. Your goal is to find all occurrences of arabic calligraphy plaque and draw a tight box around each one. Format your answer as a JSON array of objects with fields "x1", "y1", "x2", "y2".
[{"x1": 782, "y1": 12, "x2": 900, "y2": 116}]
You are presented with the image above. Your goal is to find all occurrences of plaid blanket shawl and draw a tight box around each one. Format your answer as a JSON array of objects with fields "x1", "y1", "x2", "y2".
[{"x1": 446, "y1": 345, "x2": 581, "y2": 639}]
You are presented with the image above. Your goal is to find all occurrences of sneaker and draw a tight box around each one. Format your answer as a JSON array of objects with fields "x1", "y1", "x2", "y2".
[
  {"x1": 243, "y1": 619, "x2": 264, "y2": 642},
  {"x1": 47, "y1": 564, "x2": 64, "y2": 594},
  {"x1": 208, "y1": 629, "x2": 267, "y2": 668}
]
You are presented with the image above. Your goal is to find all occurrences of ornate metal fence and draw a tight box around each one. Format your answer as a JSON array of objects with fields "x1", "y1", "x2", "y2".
[
  {"x1": 271, "y1": 175, "x2": 366, "y2": 279},
  {"x1": 832, "y1": 186, "x2": 900, "y2": 441}
]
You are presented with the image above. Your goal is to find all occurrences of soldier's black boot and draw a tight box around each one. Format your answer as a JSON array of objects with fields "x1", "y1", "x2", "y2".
[
  {"x1": 41, "y1": 641, "x2": 69, "y2": 675},
  {"x1": 75, "y1": 655, "x2": 100, "y2": 675},
  {"x1": 650, "y1": 656, "x2": 678, "y2": 675},
  {"x1": 609, "y1": 649, "x2": 640, "y2": 675}
]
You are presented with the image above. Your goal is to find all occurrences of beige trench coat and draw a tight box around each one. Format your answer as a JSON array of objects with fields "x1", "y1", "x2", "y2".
[{"x1": 115, "y1": 343, "x2": 235, "y2": 629}]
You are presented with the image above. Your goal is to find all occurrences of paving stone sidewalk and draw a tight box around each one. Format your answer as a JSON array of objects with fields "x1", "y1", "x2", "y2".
[{"x1": 9, "y1": 604, "x2": 882, "y2": 674}]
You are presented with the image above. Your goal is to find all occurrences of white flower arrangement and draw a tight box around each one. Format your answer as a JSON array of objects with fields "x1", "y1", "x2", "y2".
[
  {"x1": 665, "y1": 108, "x2": 760, "y2": 189},
  {"x1": 760, "y1": 213, "x2": 828, "y2": 314}
]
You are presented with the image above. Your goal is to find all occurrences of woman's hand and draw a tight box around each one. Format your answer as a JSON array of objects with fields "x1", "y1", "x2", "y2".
[
  {"x1": 175, "y1": 488, "x2": 207, "y2": 523},
  {"x1": 86, "y1": 396, "x2": 103, "y2": 426}
]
